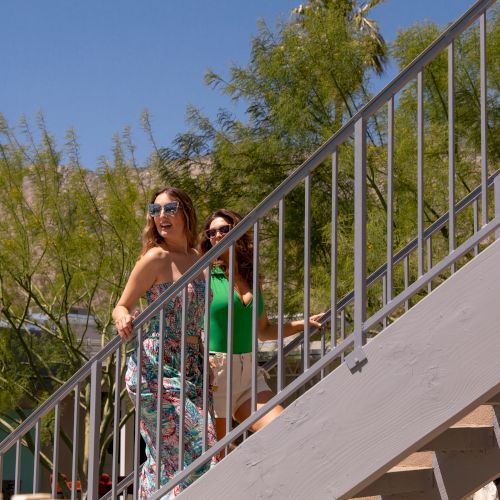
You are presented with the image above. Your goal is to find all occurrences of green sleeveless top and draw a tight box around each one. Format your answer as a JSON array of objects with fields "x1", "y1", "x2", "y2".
[{"x1": 208, "y1": 267, "x2": 264, "y2": 354}]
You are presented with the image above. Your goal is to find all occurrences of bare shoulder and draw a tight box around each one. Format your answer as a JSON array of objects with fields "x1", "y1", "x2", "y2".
[
  {"x1": 138, "y1": 247, "x2": 172, "y2": 271},
  {"x1": 142, "y1": 246, "x2": 170, "y2": 261}
]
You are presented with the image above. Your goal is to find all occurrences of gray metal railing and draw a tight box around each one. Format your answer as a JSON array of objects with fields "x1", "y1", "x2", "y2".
[{"x1": 1, "y1": 0, "x2": 498, "y2": 498}]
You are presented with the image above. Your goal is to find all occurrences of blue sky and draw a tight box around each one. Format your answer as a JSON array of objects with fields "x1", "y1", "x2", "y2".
[{"x1": 1, "y1": 0, "x2": 475, "y2": 169}]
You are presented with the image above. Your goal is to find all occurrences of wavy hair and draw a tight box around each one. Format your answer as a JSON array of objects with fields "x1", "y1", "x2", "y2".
[
  {"x1": 199, "y1": 209, "x2": 254, "y2": 285},
  {"x1": 141, "y1": 187, "x2": 198, "y2": 255}
]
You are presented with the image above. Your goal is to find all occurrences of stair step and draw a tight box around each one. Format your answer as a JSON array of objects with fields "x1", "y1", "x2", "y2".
[
  {"x1": 354, "y1": 465, "x2": 434, "y2": 497},
  {"x1": 420, "y1": 425, "x2": 495, "y2": 451},
  {"x1": 352, "y1": 413, "x2": 497, "y2": 499},
  {"x1": 488, "y1": 392, "x2": 500, "y2": 405},
  {"x1": 455, "y1": 405, "x2": 493, "y2": 426}
]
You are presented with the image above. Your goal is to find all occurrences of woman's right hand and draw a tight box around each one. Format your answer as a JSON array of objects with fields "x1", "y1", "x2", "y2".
[{"x1": 114, "y1": 309, "x2": 139, "y2": 341}]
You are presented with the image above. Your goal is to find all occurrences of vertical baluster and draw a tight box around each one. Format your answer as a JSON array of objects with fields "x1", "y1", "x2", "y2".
[
  {"x1": 71, "y1": 384, "x2": 80, "y2": 500},
  {"x1": 340, "y1": 309, "x2": 345, "y2": 363},
  {"x1": 404, "y1": 256, "x2": 410, "y2": 312},
  {"x1": 112, "y1": 349, "x2": 121, "y2": 500},
  {"x1": 251, "y1": 221, "x2": 260, "y2": 412},
  {"x1": 202, "y1": 266, "x2": 211, "y2": 452},
  {"x1": 155, "y1": 307, "x2": 166, "y2": 490},
  {"x1": 320, "y1": 326, "x2": 326, "y2": 379},
  {"x1": 474, "y1": 199, "x2": 479, "y2": 256},
  {"x1": 88, "y1": 363, "x2": 102, "y2": 500},
  {"x1": 354, "y1": 118, "x2": 367, "y2": 351},
  {"x1": 304, "y1": 175, "x2": 311, "y2": 370},
  {"x1": 178, "y1": 287, "x2": 188, "y2": 469},
  {"x1": 382, "y1": 275, "x2": 387, "y2": 329},
  {"x1": 480, "y1": 12, "x2": 488, "y2": 227},
  {"x1": 277, "y1": 199, "x2": 285, "y2": 391},
  {"x1": 387, "y1": 97, "x2": 394, "y2": 305},
  {"x1": 52, "y1": 403, "x2": 61, "y2": 499},
  {"x1": 331, "y1": 150, "x2": 338, "y2": 351},
  {"x1": 33, "y1": 420, "x2": 40, "y2": 494},
  {"x1": 448, "y1": 41, "x2": 456, "y2": 274},
  {"x1": 14, "y1": 439, "x2": 21, "y2": 495},
  {"x1": 427, "y1": 237, "x2": 433, "y2": 293},
  {"x1": 417, "y1": 70, "x2": 425, "y2": 278},
  {"x1": 133, "y1": 329, "x2": 143, "y2": 500},
  {"x1": 494, "y1": 174, "x2": 500, "y2": 239},
  {"x1": 226, "y1": 246, "x2": 235, "y2": 445},
  {"x1": 0, "y1": 453, "x2": 3, "y2": 495}
]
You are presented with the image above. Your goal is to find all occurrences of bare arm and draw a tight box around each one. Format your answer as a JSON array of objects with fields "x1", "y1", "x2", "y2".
[
  {"x1": 257, "y1": 311, "x2": 323, "y2": 342},
  {"x1": 112, "y1": 249, "x2": 164, "y2": 340}
]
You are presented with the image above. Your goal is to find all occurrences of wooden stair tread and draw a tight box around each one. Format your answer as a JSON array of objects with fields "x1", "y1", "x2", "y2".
[
  {"x1": 453, "y1": 405, "x2": 493, "y2": 426},
  {"x1": 351, "y1": 408, "x2": 498, "y2": 499},
  {"x1": 390, "y1": 451, "x2": 433, "y2": 470}
]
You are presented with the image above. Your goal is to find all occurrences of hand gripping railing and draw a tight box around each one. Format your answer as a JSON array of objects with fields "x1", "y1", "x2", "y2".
[{"x1": 1, "y1": 0, "x2": 498, "y2": 498}]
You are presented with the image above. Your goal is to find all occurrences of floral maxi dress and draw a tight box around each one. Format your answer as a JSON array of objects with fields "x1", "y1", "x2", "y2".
[{"x1": 125, "y1": 279, "x2": 218, "y2": 499}]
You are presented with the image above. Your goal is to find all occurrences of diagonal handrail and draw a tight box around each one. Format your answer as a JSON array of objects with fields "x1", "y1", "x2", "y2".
[
  {"x1": 1, "y1": 0, "x2": 496, "y2": 455},
  {"x1": 3, "y1": 167, "x2": 496, "y2": 455},
  {"x1": 262, "y1": 168, "x2": 500, "y2": 372},
  {"x1": 2, "y1": 5, "x2": 497, "y2": 499}
]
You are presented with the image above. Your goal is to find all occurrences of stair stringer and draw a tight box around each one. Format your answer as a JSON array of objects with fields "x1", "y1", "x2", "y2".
[{"x1": 178, "y1": 239, "x2": 500, "y2": 500}]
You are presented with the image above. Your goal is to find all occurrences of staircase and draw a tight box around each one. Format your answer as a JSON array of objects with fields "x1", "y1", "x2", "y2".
[
  {"x1": 354, "y1": 404, "x2": 500, "y2": 499},
  {"x1": 176, "y1": 237, "x2": 500, "y2": 499},
  {"x1": 1, "y1": 0, "x2": 499, "y2": 499}
]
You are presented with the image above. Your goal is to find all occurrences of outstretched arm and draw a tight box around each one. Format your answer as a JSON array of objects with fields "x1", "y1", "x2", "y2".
[{"x1": 257, "y1": 311, "x2": 323, "y2": 341}]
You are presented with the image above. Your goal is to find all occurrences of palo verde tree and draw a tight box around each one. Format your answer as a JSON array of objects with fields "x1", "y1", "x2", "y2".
[
  {"x1": 156, "y1": 0, "x2": 388, "y2": 315},
  {"x1": 0, "y1": 114, "x2": 155, "y2": 487},
  {"x1": 156, "y1": 1, "x2": 499, "y2": 321}
]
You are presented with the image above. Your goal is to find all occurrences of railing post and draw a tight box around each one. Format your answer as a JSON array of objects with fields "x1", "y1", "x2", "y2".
[
  {"x1": 495, "y1": 175, "x2": 500, "y2": 239},
  {"x1": 87, "y1": 361, "x2": 102, "y2": 500},
  {"x1": 331, "y1": 150, "x2": 338, "y2": 349},
  {"x1": 33, "y1": 420, "x2": 40, "y2": 494},
  {"x1": 448, "y1": 41, "x2": 456, "y2": 273},
  {"x1": 346, "y1": 117, "x2": 367, "y2": 370},
  {"x1": 417, "y1": 70, "x2": 425, "y2": 277},
  {"x1": 480, "y1": 12, "x2": 488, "y2": 227},
  {"x1": 277, "y1": 199, "x2": 285, "y2": 391}
]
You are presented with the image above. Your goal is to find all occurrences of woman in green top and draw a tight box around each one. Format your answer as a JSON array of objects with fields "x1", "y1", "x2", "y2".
[{"x1": 200, "y1": 209, "x2": 323, "y2": 441}]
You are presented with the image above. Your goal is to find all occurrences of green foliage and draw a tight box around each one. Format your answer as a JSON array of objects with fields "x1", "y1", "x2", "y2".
[
  {"x1": 0, "y1": 115, "x2": 151, "y2": 475},
  {"x1": 157, "y1": 0, "x2": 388, "y2": 317},
  {"x1": 156, "y1": 2, "x2": 499, "y2": 327}
]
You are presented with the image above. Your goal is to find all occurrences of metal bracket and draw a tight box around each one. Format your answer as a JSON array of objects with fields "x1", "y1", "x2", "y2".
[{"x1": 345, "y1": 347, "x2": 368, "y2": 373}]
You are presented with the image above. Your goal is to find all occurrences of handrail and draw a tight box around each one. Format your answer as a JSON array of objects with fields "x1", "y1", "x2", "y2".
[
  {"x1": 3, "y1": 16, "x2": 499, "y2": 453},
  {"x1": 1, "y1": 1, "x2": 496, "y2": 495},
  {"x1": 262, "y1": 168, "x2": 500, "y2": 372},
  {"x1": 4, "y1": 165, "x2": 496, "y2": 454}
]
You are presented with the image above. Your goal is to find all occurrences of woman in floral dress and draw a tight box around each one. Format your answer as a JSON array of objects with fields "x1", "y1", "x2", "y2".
[{"x1": 113, "y1": 187, "x2": 218, "y2": 498}]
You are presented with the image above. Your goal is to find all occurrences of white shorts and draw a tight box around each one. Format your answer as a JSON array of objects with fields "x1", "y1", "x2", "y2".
[{"x1": 210, "y1": 352, "x2": 271, "y2": 419}]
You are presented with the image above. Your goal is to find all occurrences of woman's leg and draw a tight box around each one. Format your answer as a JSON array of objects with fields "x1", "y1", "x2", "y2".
[
  {"x1": 234, "y1": 391, "x2": 285, "y2": 432},
  {"x1": 215, "y1": 417, "x2": 227, "y2": 440}
]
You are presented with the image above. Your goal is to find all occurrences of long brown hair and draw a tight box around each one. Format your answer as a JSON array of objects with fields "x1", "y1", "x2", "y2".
[
  {"x1": 199, "y1": 209, "x2": 254, "y2": 285},
  {"x1": 141, "y1": 187, "x2": 198, "y2": 255}
]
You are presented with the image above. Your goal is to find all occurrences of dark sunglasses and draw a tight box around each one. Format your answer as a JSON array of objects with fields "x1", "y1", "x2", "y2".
[
  {"x1": 148, "y1": 201, "x2": 179, "y2": 217},
  {"x1": 205, "y1": 224, "x2": 232, "y2": 239}
]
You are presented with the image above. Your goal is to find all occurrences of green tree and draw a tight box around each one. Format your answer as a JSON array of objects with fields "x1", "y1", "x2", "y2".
[
  {"x1": 155, "y1": 1, "x2": 499, "y2": 330},
  {"x1": 156, "y1": 0, "x2": 388, "y2": 315},
  {"x1": 0, "y1": 115, "x2": 154, "y2": 486}
]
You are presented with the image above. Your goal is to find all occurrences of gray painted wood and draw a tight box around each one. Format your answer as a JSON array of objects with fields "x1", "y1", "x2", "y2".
[
  {"x1": 355, "y1": 467, "x2": 433, "y2": 497},
  {"x1": 179, "y1": 240, "x2": 500, "y2": 500},
  {"x1": 488, "y1": 393, "x2": 500, "y2": 405},
  {"x1": 421, "y1": 426, "x2": 495, "y2": 451},
  {"x1": 433, "y1": 445, "x2": 500, "y2": 499},
  {"x1": 378, "y1": 490, "x2": 442, "y2": 500}
]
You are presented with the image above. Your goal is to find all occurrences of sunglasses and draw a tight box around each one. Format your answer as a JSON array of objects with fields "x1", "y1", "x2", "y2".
[
  {"x1": 205, "y1": 224, "x2": 232, "y2": 239},
  {"x1": 148, "y1": 201, "x2": 179, "y2": 217}
]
